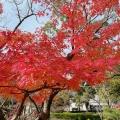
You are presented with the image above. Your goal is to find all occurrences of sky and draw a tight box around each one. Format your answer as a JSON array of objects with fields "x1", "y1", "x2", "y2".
[
  {"x1": 0, "y1": 0, "x2": 71, "y2": 54},
  {"x1": 0, "y1": 0, "x2": 51, "y2": 33}
]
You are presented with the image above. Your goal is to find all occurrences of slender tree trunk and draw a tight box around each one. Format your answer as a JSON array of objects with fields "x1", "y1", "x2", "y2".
[
  {"x1": 85, "y1": 102, "x2": 89, "y2": 112},
  {"x1": 0, "y1": 108, "x2": 5, "y2": 120},
  {"x1": 78, "y1": 105, "x2": 80, "y2": 111}
]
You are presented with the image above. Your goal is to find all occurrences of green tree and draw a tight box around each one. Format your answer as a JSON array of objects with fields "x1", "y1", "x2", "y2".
[{"x1": 52, "y1": 90, "x2": 72, "y2": 112}]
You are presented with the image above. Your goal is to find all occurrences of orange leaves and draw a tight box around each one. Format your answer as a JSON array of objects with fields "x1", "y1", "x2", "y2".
[
  {"x1": 0, "y1": 31, "x2": 7, "y2": 49},
  {"x1": 100, "y1": 22, "x2": 120, "y2": 38},
  {"x1": 90, "y1": 0, "x2": 118, "y2": 16},
  {"x1": 67, "y1": 77, "x2": 80, "y2": 91},
  {"x1": 0, "y1": 3, "x2": 3, "y2": 14},
  {"x1": 0, "y1": 38, "x2": 6, "y2": 49},
  {"x1": 33, "y1": 94, "x2": 44, "y2": 104},
  {"x1": 60, "y1": 4, "x2": 71, "y2": 16},
  {"x1": 0, "y1": 0, "x2": 120, "y2": 104},
  {"x1": 116, "y1": 6, "x2": 120, "y2": 16}
]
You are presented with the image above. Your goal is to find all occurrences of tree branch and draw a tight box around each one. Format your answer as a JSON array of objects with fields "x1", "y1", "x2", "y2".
[
  {"x1": 111, "y1": 74, "x2": 120, "y2": 78},
  {"x1": 29, "y1": 96, "x2": 39, "y2": 113},
  {"x1": 14, "y1": 93, "x2": 28, "y2": 120},
  {"x1": 13, "y1": 13, "x2": 36, "y2": 33}
]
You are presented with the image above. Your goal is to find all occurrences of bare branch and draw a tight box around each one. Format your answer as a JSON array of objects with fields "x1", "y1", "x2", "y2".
[
  {"x1": 13, "y1": 13, "x2": 36, "y2": 32},
  {"x1": 0, "y1": 98, "x2": 8, "y2": 108},
  {"x1": 111, "y1": 74, "x2": 120, "y2": 78},
  {"x1": 29, "y1": 96, "x2": 39, "y2": 113},
  {"x1": 14, "y1": 93, "x2": 28, "y2": 120},
  {"x1": 13, "y1": 0, "x2": 21, "y2": 21},
  {"x1": 83, "y1": 3, "x2": 88, "y2": 22}
]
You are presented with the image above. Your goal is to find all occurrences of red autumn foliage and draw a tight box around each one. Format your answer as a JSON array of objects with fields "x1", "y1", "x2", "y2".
[
  {"x1": 0, "y1": 3, "x2": 3, "y2": 14},
  {"x1": 0, "y1": 0, "x2": 120, "y2": 116}
]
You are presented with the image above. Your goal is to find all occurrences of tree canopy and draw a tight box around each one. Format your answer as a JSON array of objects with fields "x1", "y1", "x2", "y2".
[{"x1": 0, "y1": 0, "x2": 120, "y2": 119}]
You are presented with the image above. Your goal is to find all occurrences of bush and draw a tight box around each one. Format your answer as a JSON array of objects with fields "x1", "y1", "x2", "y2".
[
  {"x1": 103, "y1": 107, "x2": 120, "y2": 120},
  {"x1": 51, "y1": 112, "x2": 100, "y2": 120}
]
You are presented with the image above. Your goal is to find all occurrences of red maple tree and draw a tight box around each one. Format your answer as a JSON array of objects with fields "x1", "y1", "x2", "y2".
[{"x1": 0, "y1": 0, "x2": 120, "y2": 120}]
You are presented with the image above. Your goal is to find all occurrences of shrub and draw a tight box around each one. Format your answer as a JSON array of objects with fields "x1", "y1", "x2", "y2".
[
  {"x1": 103, "y1": 107, "x2": 120, "y2": 120},
  {"x1": 51, "y1": 112, "x2": 100, "y2": 120}
]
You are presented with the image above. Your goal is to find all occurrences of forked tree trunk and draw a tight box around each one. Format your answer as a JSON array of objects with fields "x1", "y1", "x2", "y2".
[
  {"x1": 38, "y1": 100, "x2": 51, "y2": 120},
  {"x1": 38, "y1": 90, "x2": 60, "y2": 120}
]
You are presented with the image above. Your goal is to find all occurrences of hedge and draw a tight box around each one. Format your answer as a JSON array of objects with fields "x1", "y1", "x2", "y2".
[{"x1": 51, "y1": 112, "x2": 101, "y2": 120}]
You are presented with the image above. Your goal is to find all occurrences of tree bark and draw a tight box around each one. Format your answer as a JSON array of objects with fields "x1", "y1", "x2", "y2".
[
  {"x1": 66, "y1": 53, "x2": 75, "y2": 61},
  {"x1": 38, "y1": 100, "x2": 50, "y2": 120},
  {"x1": 85, "y1": 102, "x2": 89, "y2": 112},
  {"x1": 0, "y1": 108, "x2": 5, "y2": 120},
  {"x1": 38, "y1": 90, "x2": 60, "y2": 120}
]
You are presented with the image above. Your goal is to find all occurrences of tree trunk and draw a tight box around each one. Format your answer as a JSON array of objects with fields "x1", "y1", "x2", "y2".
[
  {"x1": 38, "y1": 100, "x2": 50, "y2": 120},
  {"x1": 85, "y1": 102, "x2": 89, "y2": 112},
  {"x1": 0, "y1": 108, "x2": 5, "y2": 120},
  {"x1": 38, "y1": 90, "x2": 60, "y2": 120}
]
